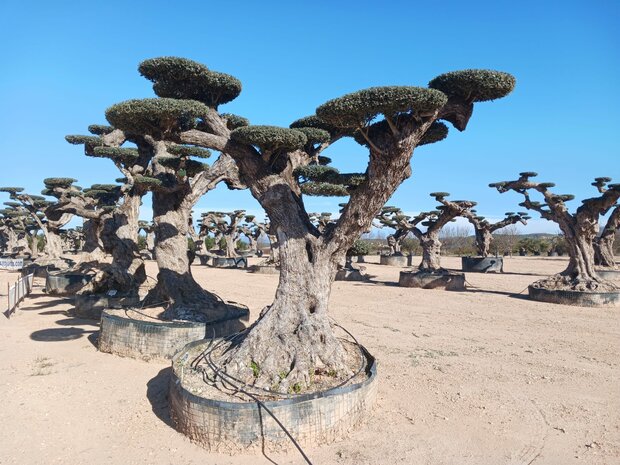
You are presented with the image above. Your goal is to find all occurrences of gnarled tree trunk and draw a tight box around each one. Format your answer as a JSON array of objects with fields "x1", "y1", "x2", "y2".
[
  {"x1": 475, "y1": 228, "x2": 492, "y2": 257},
  {"x1": 594, "y1": 207, "x2": 619, "y2": 269},
  {"x1": 418, "y1": 233, "x2": 443, "y2": 271}
]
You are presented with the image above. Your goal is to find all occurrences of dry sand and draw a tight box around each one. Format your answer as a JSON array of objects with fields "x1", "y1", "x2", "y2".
[{"x1": 0, "y1": 256, "x2": 618, "y2": 465}]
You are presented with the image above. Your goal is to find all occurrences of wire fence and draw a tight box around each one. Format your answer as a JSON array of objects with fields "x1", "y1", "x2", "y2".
[{"x1": 5, "y1": 273, "x2": 34, "y2": 318}]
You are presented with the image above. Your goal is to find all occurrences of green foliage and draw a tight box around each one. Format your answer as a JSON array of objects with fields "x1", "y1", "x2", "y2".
[
  {"x1": 519, "y1": 171, "x2": 538, "y2": 178},
  {"x1": 300, "y1": 182, "x2": 349, "y2": 197},
  {"x1": 139, "y1": 57, "x2": 242, "y2": 107},
  {"x1": 294, "y1": 127, "x2": 331, "y2": 144},
  {"x1": 87, "y1": 124, "x2": 115, "y2": 135},
  {"x1": 428, "y1": 69, "x2": 516, "y2": 102},
  {"x1": 105, "y1": 98, "x2": 210, "y2": 138},
  {"x1": 0, "y1": 187, "x2": 24, "y2": 193},
  {"x1": 290, "y1": 115, "x2": 344, "y2": 136},
  {"x1": 65, "y1": 135, "x2": 102, "y2": 146},
  {"x1": 137, "y1": 234, "x2": 147, "y2": 250},
  {"x1": 92, "y1": 146, "x2": 140, "y2": 162},
  {"x1": 316, "y1": 86, "x2": 447, "y2": 128},
  {"x1": 167, "y1": 144, "x2": 211, "y2": 158},
  {"x1": 43, "y1": 178, "x2": 77, "y2": 188},
  {"x1": 221, "y1": 113, "x2": 250, "y2": 130},
  {"x1": 250, "y1": 360, "x2": 260, "y2": 378},
  {"x1": 594, "y1": 177, "x2": 612, "y2": 183},
  {"x1": 134, "y1": 175, "x2": 163, "y2": 188},
  {"x1": 347, "y1": 239, "x2": 371, "y2": 256},
  {"x1": 419, "y1": 122, "x2": 449, "y2": 146},
  {"x1": 516, "y1": 237, "x2": 551, "y2": 255},
  {"x1": 430, "y1": 192, "x2": 450, "y2": 198},
  {"x1": 538, "y1": 182, "x2": 556, "y2": 188},
  {"x1": 231, "y1": 125, "x2": 307, "y2": 153}
]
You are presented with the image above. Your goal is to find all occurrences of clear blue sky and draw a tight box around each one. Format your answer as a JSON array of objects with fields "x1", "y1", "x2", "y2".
[{"x1": 1, "y1": 0, "x2": 618, "y2": 233}]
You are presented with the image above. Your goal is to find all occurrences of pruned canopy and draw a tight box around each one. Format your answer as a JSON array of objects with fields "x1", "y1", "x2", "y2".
[
  {"x1": 316, "y1": 86, "x2": 448, "y2": 128},
  {"x1": 105, "y1": 98, "x2": 209, "y2": 138},
  {"x1": 230, "y1": 125, "x2": 307, "y2": 153},
  {"x1": 428, "y1": 69, "x2": 516, "y2": 102},
  {"x1": 139, "y1": 57, "x2": 242, "y2": 108}
]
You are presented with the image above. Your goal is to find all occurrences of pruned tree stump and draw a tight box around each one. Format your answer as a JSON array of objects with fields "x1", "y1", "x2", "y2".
[
  {"x1": 528, "y1": 286, "x2": 620, "y2": 307},
  {"x1": 45, "y1": 271, "x2": 92, "y2": 295},
  {"x1": 169, "y1": 340, "x2": 378, "y2": 453},
  {"x1": 248, "y1": 264, "x2": 280, "y2": 274},
  {"x1": 461, "y1": 256, "x2": 504, "y2": 273},
  {"x1": 211, "y1": 257, "x2": 248, "y2": 268},
  {"x1": 98, "y1": 307, "x2": 249, "y2": 362},
  {"x1": 399, "y1": 270, "x2": 466, "y2": 291},
  {"x1": 335, "y1": 269, "x2": 369, "y2": 281},
  {"x1": 72, "y1": 294, "x2": 140, "y2": 320},
  {"x1": 379, "y1": 255, "x2": 408, "y2": 267}
]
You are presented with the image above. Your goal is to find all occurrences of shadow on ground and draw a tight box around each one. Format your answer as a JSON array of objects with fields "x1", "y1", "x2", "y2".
[{"x1": 147, "y1": 367, "x2": 173, "y2": 427}]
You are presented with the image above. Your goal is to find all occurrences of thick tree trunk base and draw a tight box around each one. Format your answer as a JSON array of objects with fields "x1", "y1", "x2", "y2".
[
  {"x1": 461, "y1": 256, "x2": 504, "y2": 273},
  {"x1": 168, "y1": 339, "x2": 377, "y2": 453},
  {"x1": 528, "y1": 285, "x2": 620, "y2": 307},
  {"x1": 399, "y1": 269, "x2": 466, "y2": 291},
  {"x1": 379, "y1": 255, "x2": 408, "y2": 267},
  {"x1": 215, "y1": 304, "x2": 353, "y2": 393},
  {"x1": 530, "y1": 273, "x2": 618, "y2": 293}
]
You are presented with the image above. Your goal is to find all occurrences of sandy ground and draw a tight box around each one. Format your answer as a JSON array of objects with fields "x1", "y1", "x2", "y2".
[{"x1": 0, "y1": 256, "x2": 618, "y2": 465}]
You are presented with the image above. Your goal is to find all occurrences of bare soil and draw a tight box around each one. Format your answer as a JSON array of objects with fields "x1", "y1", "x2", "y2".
[{"x1": 1, "y1": 256, "x2": 618, "y2": 465}]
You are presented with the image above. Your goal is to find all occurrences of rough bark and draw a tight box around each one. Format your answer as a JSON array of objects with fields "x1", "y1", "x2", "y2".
[
  {"x1": 594, "y1": 206, "x2": 619, "y2": 269},
  {"x1": 417, "y1": 232, "x2": 443, "y2": 271}
]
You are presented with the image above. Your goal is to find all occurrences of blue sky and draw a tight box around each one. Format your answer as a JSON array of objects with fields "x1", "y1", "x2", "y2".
[{"x1": 1, "y1": 0, "x2": 618, "y2": 234}]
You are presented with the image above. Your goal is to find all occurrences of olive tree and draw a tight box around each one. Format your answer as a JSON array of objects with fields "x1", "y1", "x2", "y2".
[
  {"x1": 237, "y1": 214, "x2": 266, "y2": 254},
  {"x1": 0, "y1": 182, "x2": 75, "y2": 260},
  {"x1": 393, "y1": 193, "x2": 476, "y2": 271},
  {"x1": 375, "y1": 206, "x2": 411, "y2": 255},
  {"x1": 154, "y1": 56, "x2": 515, "y2": 390},
  {"x1": 491, "y1": 173, "x2": 620, "y2": 291},
  {"x1": 464, "y1": 210, "x2": 530, "y2": 257},
  {"x1": 199, "y1": 210, "x2": 246, "y2": 258}
]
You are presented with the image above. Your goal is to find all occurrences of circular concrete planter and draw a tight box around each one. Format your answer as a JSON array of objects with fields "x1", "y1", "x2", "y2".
[
  {"x1": 528, "y1": 286, "x2": 620, "y2": 307},
  {"x1": 22, "y1": 263, "x2": 59, "y2": 278},
  {"x1": 211, "y1": 257, "x2": 248, "y2": 268},
  {"x1": 169, "y1": 340, "x2": 378, "y2": 453},
  {"x1": 72, "y1": 294, "x2": 141, "y2": 320},
  {"x1": 98, "y1": 307, "x2": 249, "y2": 362},
  {"x1": 596, "y1": 269, "x2": 620, "y2": 281},
  {"x1": 399, "y1": 270, "x2": 466, "y2": 291},
  {"x1": 248, "y1": 264, "x2": 280, "y2": 274},
  {"x1": 45, "y1": 271, "x2": 92, "y2": 295},
  {"x1": 461, "y1": 256, "x2": 504, "y2": 273},
  {"x1": 379, "y1": 255, "x2": 408, "y2": 267}
]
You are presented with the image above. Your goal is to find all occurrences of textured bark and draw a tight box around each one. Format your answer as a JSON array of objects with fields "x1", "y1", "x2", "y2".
[
  {"x1": 417, "y1": 233, "x2": 442, "y2": 271},
  {"x1": 475, "y1": 229, "x2": 492, "y2": 257},
  {"x1": 594, "y1": 207, "x2": 619, "y2": 269}
]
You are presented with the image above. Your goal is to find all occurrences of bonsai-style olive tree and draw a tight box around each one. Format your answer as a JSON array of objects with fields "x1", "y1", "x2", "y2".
[
  {"x1": 154, "y1": 56, "x2": 515, "y2": 391},
  {"x1": 199, "y1": 210, "x2": 246, "y2": 258},
  {"x1": 69, "y1": 109, "x2": 243, "y2": 314},
  {"x1": 491, "y1": 173, "x2": 620, "y2": 291},
  {"x1": 0, "y1": 182, "x2": 75, "y2": 260},
  {"x1": 237, "y1": 214, "x2": 266, "y2": 254},
  {"x1": 393, "y1": 193, "x2": 476, "y2": 271},
  {"x1": 464, "y1": 210, "x2": 530, "y2": 257},
  {"x1": 0, "y1": 204, "x2": 33, "y2": 256},
  {"x1": 375, "y1": 206, "x2": 412, "y2": 255}
]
